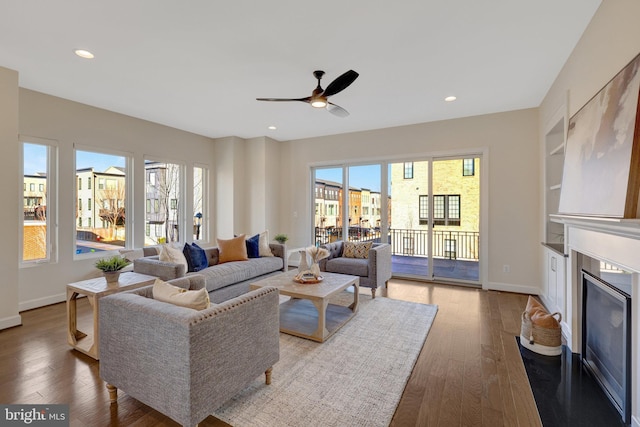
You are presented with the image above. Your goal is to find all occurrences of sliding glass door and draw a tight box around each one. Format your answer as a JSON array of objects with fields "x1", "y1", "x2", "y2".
[{"x1": 313, "y1": 156, "x2": 480, "y2": 284}]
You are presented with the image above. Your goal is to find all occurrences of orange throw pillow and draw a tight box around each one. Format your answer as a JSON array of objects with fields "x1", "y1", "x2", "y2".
[{"x1": 217, "y1": 235, "x2": 249, "y2": 263}]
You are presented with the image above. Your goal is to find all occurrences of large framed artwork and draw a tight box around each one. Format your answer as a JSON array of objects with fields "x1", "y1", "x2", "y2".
[{"x1": 559, "y1": 53, "x2": 640, "y2": 218}]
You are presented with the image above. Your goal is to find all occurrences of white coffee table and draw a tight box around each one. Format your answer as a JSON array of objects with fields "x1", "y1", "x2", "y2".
[{"x1": 250, "y1": 270, "x2": 359, "y2": 342}]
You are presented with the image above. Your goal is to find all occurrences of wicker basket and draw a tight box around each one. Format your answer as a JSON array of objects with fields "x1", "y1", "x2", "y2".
[{"x1": 520, "y1": 310, "x2": 562, "y2": 356}]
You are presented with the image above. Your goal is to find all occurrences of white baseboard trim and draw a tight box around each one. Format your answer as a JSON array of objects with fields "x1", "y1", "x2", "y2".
[
  {"x1": 0, "y1": 314, "x2": 22, "y2": 330},
  {"x1": 19, "y1": 293, "x2": 66, "y2": 312},
  {"x1": 485, "y1": 281, "x2": 540, "y2": 295}
]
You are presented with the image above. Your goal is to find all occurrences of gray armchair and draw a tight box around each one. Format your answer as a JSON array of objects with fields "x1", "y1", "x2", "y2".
[
  {"x1": 99, "y1": 275, "x2": 280, "y2": 427},
  {"x1": 319, "y1": 241, "x2": 392, "y2": 298}
]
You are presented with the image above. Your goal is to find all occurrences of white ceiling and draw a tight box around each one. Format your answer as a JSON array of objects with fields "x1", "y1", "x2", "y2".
[{"x1": 0, "y1": 1, "x2": 601, "y2": 141}]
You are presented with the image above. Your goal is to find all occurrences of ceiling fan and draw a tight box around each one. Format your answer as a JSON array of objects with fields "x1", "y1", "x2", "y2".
[{"x1": 257, "y1": 69, "x2": 359, "y2": 117}]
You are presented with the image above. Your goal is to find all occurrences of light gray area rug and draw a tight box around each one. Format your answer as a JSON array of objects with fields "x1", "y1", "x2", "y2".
[{"x1": 212, "y1": 295, "x2": 438, "y2": 427}]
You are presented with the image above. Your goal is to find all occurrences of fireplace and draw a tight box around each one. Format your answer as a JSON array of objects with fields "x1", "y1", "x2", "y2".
[
  {"x1": 582, "y1": 270, "x2": 631, "y2": 424},
  {"x1": 549, "y1": 215, "x2": 640, "y2": 426}
]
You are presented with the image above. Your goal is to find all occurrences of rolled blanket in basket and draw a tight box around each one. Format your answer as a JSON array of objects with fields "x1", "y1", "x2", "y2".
[{"x1": 520, "y1": 296, "x2": 562, "y2": 356}]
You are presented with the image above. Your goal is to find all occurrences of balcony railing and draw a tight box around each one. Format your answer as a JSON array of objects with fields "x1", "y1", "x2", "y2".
[{"x1": 314, "y1": 227, "x2": 479, "y2": 261}]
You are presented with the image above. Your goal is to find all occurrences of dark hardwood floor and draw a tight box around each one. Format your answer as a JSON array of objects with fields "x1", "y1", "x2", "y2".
[{"x1": 0, "y1": 279, "x2": 540, "y2": 426}]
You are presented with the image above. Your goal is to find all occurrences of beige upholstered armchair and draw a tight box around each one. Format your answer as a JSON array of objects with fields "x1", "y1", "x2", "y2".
[
  {"x1": 99, "y1": 275, "x2": 280, "y2": 427},
  {"x1": 319, "y1": 241, "x2": 392, "y2": 298}
]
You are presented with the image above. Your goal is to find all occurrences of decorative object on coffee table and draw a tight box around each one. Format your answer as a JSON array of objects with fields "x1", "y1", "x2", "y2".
[
  {"x1": 94, "y1": 255, "x2": 131, "y2": 283},
  {"x1": 294, "y1": 245, "x2": 329, "y2": 281}
]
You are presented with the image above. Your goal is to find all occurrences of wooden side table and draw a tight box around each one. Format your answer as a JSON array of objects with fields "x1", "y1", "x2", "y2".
[{"x1": 66, "y1": 271, "x2": 156, "y2": 360}]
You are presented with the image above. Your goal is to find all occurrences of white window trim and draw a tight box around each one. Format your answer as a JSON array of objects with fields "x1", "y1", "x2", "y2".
[
  {"x1": 19, "y1": 136, "x2": 59, "y2": 267},
  {"x1": 74, "y1": 144, "x2": 133, "y2": 259}
]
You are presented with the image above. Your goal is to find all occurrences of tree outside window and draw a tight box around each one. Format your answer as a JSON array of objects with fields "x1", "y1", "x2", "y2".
[{"x1": 145, "y1": 160, "x2": 182, "y2": 245}]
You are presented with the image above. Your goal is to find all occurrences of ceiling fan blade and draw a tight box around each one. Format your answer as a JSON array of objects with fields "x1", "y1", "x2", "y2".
[
  {"x1": 327, "y1": 102, "x2": 350, "y2": 118},
  {"x1": 322, "y1": 70, "x2": 359, "y2": 98},
  {"x1": 256, "y1": 97, "x2": 310, "y2": 103}
]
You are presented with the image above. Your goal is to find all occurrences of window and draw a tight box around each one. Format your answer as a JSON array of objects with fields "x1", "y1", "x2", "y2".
[
  {"x1": 145, "y1": 159, "x2": 182, "y2": 245},
  {"x1": 433, "y1": 195, "x2": 461, "y2": 226},
  {"x1": 75, "y1": 149, "x2": 127, "y2": 254},
  {"x1": 404, "y1": 162, "x2": 413, "y2": 179},
  {"x1": 146, "y1": 199, "x2": 151, "y2": 212},
  {"x1": 193, "y1": 166, "x2": 207, "y2": 241},
  {"x1": 463, "y1": 158, "x2": 475, "y2": 176},
  {"x1": 419, "y1": 195, "x2": 429, "y2": 225},
  {"x1": 22, "y1": 141, "x2": 56, "y2": 263}
]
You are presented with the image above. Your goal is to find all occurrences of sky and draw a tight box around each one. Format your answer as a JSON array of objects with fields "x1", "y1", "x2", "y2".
[
  {"x1": 23, "y1": 143, "x2": 125, "y2": 175},
  {"x1": 316, "y1": 164, "x2": 383, "y2": 192}
]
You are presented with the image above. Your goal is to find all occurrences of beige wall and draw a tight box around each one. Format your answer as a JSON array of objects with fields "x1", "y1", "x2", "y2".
[
  {"x1": 539, "y1": 2, "x2": 640, "y2": 240},
  {"x1": 280, "y1": 108, "x2": 540, "y2": 292},
  {"x1": 18, "y1": 89, "x2": 215, "y2": 311},
  {"x1": 0, "y1": 66, "x2": 20, "y2": 329}
]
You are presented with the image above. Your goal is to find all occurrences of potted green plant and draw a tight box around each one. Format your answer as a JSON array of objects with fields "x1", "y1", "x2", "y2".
[
  {"x1": 273, "y1": 233, "x2": 288, "y2": 244},
  {"x1": 95, "y1": 255, "x2": 130, "y2": 283}
]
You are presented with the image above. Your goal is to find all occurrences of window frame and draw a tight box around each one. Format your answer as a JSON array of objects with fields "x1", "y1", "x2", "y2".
[
  {"x1": 433, "y1": 194, "x2": 461, "y2": 226},
  {"x1": 463, "y1": 158, "x2": 475, "y2": 176},
  {"x1": 20, "y1": 137, "x2": 58, "y2": 266},
  {"x1": 403, "y1": 162, "x2": 414, "y2": 179},
  {"x1": 144, "y1": 157, "x2": 186, "y2": 246},
  {"x1": 74, "y1": 144, "x2": 132, "y2": 259}
]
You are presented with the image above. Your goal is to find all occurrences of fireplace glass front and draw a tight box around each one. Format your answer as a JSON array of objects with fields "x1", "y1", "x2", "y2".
[{"x1": 582, "y1": 270, "x2": 631, "y2": 424}]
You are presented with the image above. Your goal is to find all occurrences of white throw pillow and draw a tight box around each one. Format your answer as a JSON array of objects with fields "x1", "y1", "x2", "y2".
[
  {"x1": 152, "y1": 278, "x2": 210, "y2": 310},
  {"x1": 159, "y1": 244, "x2": 189, "y2": 272},
  {"x1": 259, "y1": 230, "x2": 274, "y2": 257}
]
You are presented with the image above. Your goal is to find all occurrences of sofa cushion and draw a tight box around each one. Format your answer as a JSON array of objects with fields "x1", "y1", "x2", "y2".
[
  {"x1": 218, "y1": 235, "x2": 249, "y2": 263},
  {"x1": 194, "y1": 257, "x2": 284, "y2": 292},
  {"x1": 160, "y1": 244, "x2": 189, "y2": 272},
  {"x1": 152, "y1": 278, "x2": 210, "y2": 310},
  {"x1": 258, "y1": 230, "x2": 274, "y2": 257},
  {"x1": 343, "y1": 241, "x2": 373, "y2": 259},
  {"x1": 245, "y1": 234, "x2": 260, "y2": 258},
  {"x1": 183, "y1": 243, "x2": 209, "y2": 272},
  {"x1": 325, "y1": 257, "x2": 369, "y2": 277}
]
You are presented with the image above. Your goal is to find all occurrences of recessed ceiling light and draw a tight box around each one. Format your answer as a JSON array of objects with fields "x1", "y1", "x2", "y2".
[
  {"x1": 444, "y1": 96, "x2": 457, "y2": 102},
  {"x1": 268, "y1": 126, "x2": 277, "y2": 130},
  {"x1": 74, "y1": 49, "x2": 95, "y2": 59}
]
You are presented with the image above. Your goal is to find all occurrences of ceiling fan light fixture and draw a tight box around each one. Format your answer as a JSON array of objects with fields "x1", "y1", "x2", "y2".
[
  {"x1": 311, "y1": 98, "x2": 327, "y2": 108},
  {"x1": 74, "y1": 49, "x2": 95, "y2": 59}
]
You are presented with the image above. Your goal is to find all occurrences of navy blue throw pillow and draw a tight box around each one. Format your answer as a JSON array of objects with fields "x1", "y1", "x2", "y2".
[
  {"x1": 246, "y1": 234, "x2": 260, "y2": 258},
  {"x1": 190, "y1": 243, "x2": 209, "y2": 271},
  {"x1": 183, "y1": 243, "x2": 209, "y2": 272}
]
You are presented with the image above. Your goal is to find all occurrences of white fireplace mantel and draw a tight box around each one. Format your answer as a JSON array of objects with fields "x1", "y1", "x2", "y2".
[{"x1": 551, "y1": 213, "x2": 640, "y2": 427}]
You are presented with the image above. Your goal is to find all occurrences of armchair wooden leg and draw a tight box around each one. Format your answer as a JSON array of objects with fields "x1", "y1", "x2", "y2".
[
  {"x1": 265, "y1": 367, "x2": 273, "y2": 385},
  {"x1": 106, "y1": 383, "x2": 118, "y2": 403},
  {"x1": 371, "y1": 288, "x2": 377, "y2": 299}
]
